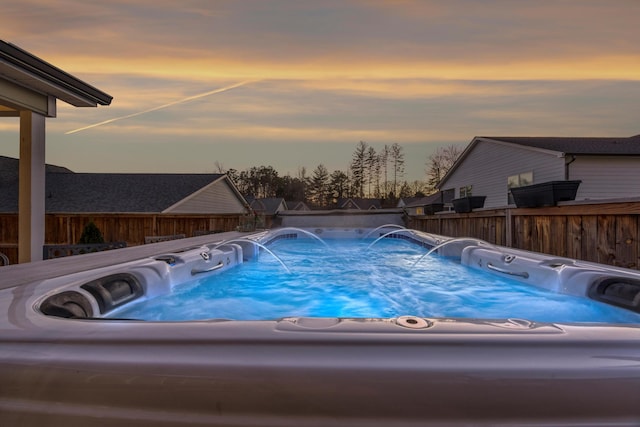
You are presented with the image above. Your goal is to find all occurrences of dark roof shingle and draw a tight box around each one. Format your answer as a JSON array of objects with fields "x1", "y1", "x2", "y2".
[
  {"x1": 404, "y1": 192, "x2": 443, "y2": 208},
  {"x1": 486, "y1": 135, "x2": 640, "y2": 155},
  {"x1": 0, "y1": 156, "x2": 73, "y2": 212},
  {"x1": 45, "y1": 173, "x2": 224, "y2": 212},
  {"x1": 0, "y1": 156, "x2": 225, "y2": 213}
]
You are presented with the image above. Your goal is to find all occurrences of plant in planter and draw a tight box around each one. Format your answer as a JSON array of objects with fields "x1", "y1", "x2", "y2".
[
  {"x1": 452, "y1": 196, "x2": 486, "y2": 213},
  {"x1": 510, "y1": 180, "x2": 581, "y2": 208}
]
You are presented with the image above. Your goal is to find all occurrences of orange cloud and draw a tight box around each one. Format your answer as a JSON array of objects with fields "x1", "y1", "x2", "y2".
[{"x1": 49, "y1": 52, "x2": 640, "y2": 83}]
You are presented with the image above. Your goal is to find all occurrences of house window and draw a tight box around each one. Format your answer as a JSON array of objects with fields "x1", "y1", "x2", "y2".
[
  {"x1": 507, "y1": 172, "x2": 533, "y2": 204},
  {"x1": 459, "y1": 185, "x2": 472, "y2": 198},
  {"x1": 416, "y1": 207, "x2": 424, "y2": 215},
  {"x1": 442, "y1": 188, "x2": 455, "y2": 203}
]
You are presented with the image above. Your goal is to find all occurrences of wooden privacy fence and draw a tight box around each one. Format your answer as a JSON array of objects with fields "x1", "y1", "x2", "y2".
[
  {"x1": 407, "y1": 200, "x2": 640, "y2": 271},
  {"x1": 2, "y1": 203, "x2": 639, "y2": 269},
  {"x1": 0, "y1": 213, "x2": 247, "y2": 265}
]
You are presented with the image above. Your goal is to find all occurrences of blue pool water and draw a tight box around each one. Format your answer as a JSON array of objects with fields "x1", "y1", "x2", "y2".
[{"x1": 110, "y1": 238, "x2": 640, "y2": 323}]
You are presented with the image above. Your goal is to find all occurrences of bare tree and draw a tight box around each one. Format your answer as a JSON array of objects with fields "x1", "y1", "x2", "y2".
[
  {"x1": 398, "y1": 181, "x2": 413, "y2": 198},
  {"x1": 297, "y1": 166, "x2": 307, "y2": 200},
  {"x1": 374, "y1": 153, "x2": 382, "y2": 198},
  {"x1": 409, "y1": 180, "x2": 427, "y2": 197},
  {"x1": 425, "y1": 145, "x2": 463, "y2": 192},
  {"x1": 390, "y1": 143, "x2": 405, "y2": 197},
  {"x1": 350, "y1": 141, "x2": 367, "y2": 198},
  {"x1": 213, "y1": 161, "x2": 226, "y2": 173},
  {"x1": 365, "y1": 146, "x2": 378, "y2": 198},
  {"x1": 380, "y1": 144, "x2": 390, "y2": 197}
]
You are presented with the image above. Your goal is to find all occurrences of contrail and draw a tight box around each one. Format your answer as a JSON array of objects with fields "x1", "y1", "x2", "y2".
[{"x1": 66, "y1": 80, "x2": 258, "y2": 135}]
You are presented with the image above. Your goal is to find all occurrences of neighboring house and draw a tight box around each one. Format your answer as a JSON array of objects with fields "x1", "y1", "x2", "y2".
[
  {"x1": 247, "y1": 197, "x2": 287, "y2": 215},
  {"x1": 403, "y1": 192, "x2": 448, "y2": 216},
  {"x1": 437, "y1": 134, "x2": 640, "y2": 209},
  {"x1": 396, "y1": 197, "x2": 422, "y2": 209},
  {"x1": 338, "y1": 198, "x2": 381, "y2": 210},
  {"x1": 0, "y1": 156, "x2": 248, "y2": 214},
  {"x1": 286, "y1": 200, "x2": 311, "y2": 211}
]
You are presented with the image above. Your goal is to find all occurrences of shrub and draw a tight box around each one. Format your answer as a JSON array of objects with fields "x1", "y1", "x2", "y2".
[{"x1": 78, "y1": 221, "x2": 105, "y2": 244}]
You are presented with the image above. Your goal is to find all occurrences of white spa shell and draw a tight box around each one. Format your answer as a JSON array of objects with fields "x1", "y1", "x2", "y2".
[{"x1": 1, "y1": 227, "x2": 640, "y2": 426}]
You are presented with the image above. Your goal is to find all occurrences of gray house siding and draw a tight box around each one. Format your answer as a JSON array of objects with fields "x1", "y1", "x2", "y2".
[
  {"x1": 569, "y1": 156, "x2": 640, "y2": 200},
  {"x1": 440, "y1": 139, "x2": 565, "y2": 207},
  {"x1": 165, "y1": 179, "x2": 247, "y2": 214}
]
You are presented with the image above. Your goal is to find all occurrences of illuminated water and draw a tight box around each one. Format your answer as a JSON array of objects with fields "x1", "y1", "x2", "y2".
[{"x1": 110, "y1": 238, "x2": 640, "y2": 323}]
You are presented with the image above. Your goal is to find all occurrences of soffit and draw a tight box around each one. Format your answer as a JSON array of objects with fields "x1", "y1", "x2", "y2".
[{"x1": 0, "y1": 40, "x2": 112, "y2": 108}]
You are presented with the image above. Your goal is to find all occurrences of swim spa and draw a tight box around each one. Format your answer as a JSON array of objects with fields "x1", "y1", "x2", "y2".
[{"x1": 1, "y1": 226, "x2": 640, "y2": 426}]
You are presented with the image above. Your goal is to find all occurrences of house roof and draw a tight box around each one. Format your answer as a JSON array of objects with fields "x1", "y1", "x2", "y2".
[
  {"x1": 249, "y1": 197, "x2": 285, "y2": 215},
  {"x1": 0, "y1": 156, "x2": 72, "y2": 212},
  {"x1": 285, "y1": 200, "x2": 310, "y2": 211},
  {"x1": 338, "y1": 198, "x2": 381, "y2": 210},
  {"x1": 0, "y1": 40, "x2": 113, "y2": 107},
  {"x1": 45, "y1": 173, "x2": 226, "y2": 213},
  {"x1": 404, "y1": 192, "x2": 443, "y2": 208},
  {"x1": 486, "y1": 134, "x2": 640, "y2": 155},
  {"x1": 397, "y1": 197, "x2": 422, "y2": 208},
  {"x1": 0, "y1": 154, "x2": 72, "y2": 173},
  {"x1": 0, "y1": 157, "x2": 227, "y2": 213},
  {"x1": 437, "y1": 133, "x2": 640, "y2": 189}
]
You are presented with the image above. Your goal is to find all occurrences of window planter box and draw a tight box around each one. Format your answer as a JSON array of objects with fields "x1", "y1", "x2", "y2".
[
  {"x1": 510, "y1": 180, "x2": 581, "y2": 208},
  {"x1": 452, "y1": 196, "x2": 486, "y2": 213}
]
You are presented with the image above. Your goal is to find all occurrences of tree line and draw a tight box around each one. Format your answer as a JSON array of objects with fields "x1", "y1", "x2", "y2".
[{"x1": 218, "y1": 142, "x2": 462, "y2": 209}]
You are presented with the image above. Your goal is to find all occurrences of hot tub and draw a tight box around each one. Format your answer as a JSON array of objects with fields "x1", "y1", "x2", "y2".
[{"x1": 1, "y1": 226, "x2": 639, "y2": 426}]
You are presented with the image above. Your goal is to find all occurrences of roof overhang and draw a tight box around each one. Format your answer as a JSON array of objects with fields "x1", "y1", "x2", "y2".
[
  {"x1": 0, "y1": 40, "x2": 112, "y2": 116},
  {"x1": 0, "y1": 77, "x2": 56, "y2": 117},
  {"x1": 480, "y1": 137, "x2": 565, "y2": 157}
]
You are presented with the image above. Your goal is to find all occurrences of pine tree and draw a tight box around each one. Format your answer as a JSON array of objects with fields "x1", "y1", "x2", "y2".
[
  {"x1": 328, "y1": 170, "x2": 349, "y2": 206},
  {"x1": 309, "y1": 164, "x2": 330, "y2": 207},
  {"x1": 78, "y1": 221, "x2": 104, "y2": 244}
]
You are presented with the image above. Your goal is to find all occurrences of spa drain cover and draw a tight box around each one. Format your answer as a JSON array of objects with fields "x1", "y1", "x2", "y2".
[{"x1": 396, "y1": 316, "x2": 432, "y2": 329}]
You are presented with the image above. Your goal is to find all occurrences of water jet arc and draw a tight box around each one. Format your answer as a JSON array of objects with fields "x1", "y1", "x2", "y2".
[
  {"x1": 367, "y1": 229, "x2": 416, "y2": 250},
  {"x1": 362, "y1": 224, "x2": 408, "y2": 240},
  {"x1": 213, "y1": 238, "x2": 292, "y2": 273},
  {"x1": 411, "y1": 237, "x2": 505, "y2": 267}
]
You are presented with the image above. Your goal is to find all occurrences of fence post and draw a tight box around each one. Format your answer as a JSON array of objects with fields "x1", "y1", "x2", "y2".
[{"x1": 505, "y1": 208, "x2": 512, "y2": 248}]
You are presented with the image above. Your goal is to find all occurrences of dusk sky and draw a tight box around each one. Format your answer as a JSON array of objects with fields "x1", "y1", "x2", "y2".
[{"x1": 2, "y1": 0, "x2": 639, "y2": 182}]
